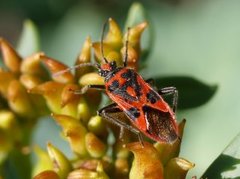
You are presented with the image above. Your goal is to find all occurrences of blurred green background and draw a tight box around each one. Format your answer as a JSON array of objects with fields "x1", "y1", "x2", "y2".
[{"x1": 1, "y1": 0, "x2": 240, "y2": 177}]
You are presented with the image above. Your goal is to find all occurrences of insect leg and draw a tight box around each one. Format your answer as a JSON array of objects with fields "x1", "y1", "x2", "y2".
[
  {"x1": 145, "y1": 78, "x2": 155, "y2": 86},
  {"x1": 71, "y1": 85, "x2": 105, "y2": 94},
  {"x1": 97, "y1": 103, "x2": 144, "y2": 146},
  {"x1": 158, "y1": 87, "x2": 178, "y2": 113}
]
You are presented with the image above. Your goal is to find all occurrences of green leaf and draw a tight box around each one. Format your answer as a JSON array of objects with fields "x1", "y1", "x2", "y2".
[
  {"x1": 201, "y1": 132, "x2": 240, "y2": 179},
  {"x1": 153, "y1": 76, "x2": 217, "y2": 109},
  {"x1": 17, "y1": 19, "x2": 40, "y2": 57},
  {"x1": 124, "y1": 2, "x2": 153, "y2": 63}
]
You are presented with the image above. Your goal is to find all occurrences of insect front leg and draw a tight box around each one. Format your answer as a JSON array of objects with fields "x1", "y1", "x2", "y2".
[
  {"x1": 70, "y1": 85, "x2": 105, "y2": 94},
  {"x1": 158, "y1": 87, "x2": 178, "y2": 113},
  {"x1": 97, "y1": 103, "x2": 144, "y2": 146}
]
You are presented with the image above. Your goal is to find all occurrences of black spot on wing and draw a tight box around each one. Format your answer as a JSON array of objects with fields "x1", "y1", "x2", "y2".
[
  {"x1": 146, "y1": 90, "x2": 160, "y2": 104},
  {"x1": 108, "y1": 80, "x2": 119, "y2": 92},
  {"x1": 125, "y1": 107, "x2": 140, "y2": 121},
  {"x1": 142, "y1": 105, "x2": 177, "y2": 142}
]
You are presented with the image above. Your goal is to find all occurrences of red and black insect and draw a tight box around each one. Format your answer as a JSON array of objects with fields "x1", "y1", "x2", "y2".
[{"x1": 55, "y1": 23, "x2": 180, "y2": 144}]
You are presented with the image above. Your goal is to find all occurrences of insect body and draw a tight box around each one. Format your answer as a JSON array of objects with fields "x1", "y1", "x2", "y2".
[
  {"x1": 97, "y1": 61, "x2": 179, "y2": 143},
  {"x1": 56, "y1": 23, "x2": 180, "y2": 144}
]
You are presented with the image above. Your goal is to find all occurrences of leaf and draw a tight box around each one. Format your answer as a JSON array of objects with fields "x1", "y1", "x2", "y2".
[
  {"x1": 17, "y1": 19, "x2": 40, "y2": 57},
  {"x1": 124, "y1": 2, "x2": 153, "y2": 63},
  {"x1": 153, "y1": 76, "x2": 217, "y2": 109},
  {"x1": 201, "y1": 132, "x2": 240, "y2": 179}
]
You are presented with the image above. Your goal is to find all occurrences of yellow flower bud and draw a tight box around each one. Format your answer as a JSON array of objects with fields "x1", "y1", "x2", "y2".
[
  {"x1": 47, "y1": 143, "x2": 72, "y2": 179},
  {"x1": 121, "y1": 45, "x2": 138, "y2": 69},
  {"x1": 41, "y1": 55, "x2": 74, "y2": 84},
  {"x1": 52, "y1": 114, "x2": 88, "y2": 157},
  {"x1": 7, "y1": 80, "x2": 35, "y2": 118},
  {"x1": 20, "y1": 52, "x2": 48, "y2": 79},
  {"x1": 77, "y1": 98, "x2": 91, "y2": 124},
  {"x1": 104, "y1": 18, "x2": 123, "y2": 50},
  {"x1": 68, "y1": 162, "x2": 109, "y2": 179},
  {"x1": 33, "y1": 170, "x2": 60, "y2": 179},
  {"x1": 79, "y1": 72, "x2": 104, "y2": 86},
  {"x1": 32, "y1": 146, "x2": 53, "y2": 177},
  {"x1": 75, "y1": 36, "x2": 93, "y2": 78},
  {"x1": 126, "y1": 142, "x2": 164, "y2": 179},
  {"x1": 20, "y1": 74, "x2": 43, "y2": 89},
  {"x1": 61, "y1": 84, "x2": 80, "y2": 108},
  {"x1": 0, "y1": 38, "x2": 22, "y2": 73},
  {"x1": 85, "y1": 132, "x2": 107, "y2": 158},
  {"x1": 88, "y1": 115, "x2": 107, "y2": 137},
  {"x1": 0, "y1": 70, "x2": 16, "y2": 98},
  {"x1": 164, "y1": 157, "x2": 195, "y2": 179},
  {"x1": 114, "y1": 158, "x2": 129, "y2": 179},
  {"x1": 124, "y1": 21, "x2": 148, "y2": 53},
  {"x1": 29, "y1": 81, "x2": 65, "y2": 114}
]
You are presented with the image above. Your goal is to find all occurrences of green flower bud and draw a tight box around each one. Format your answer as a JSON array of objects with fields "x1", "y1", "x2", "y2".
[
  {"x1": 47, "y1": 143, "x2": 72, "y2": 179},
  {"x1": 32, "y1": 146, "x2": 53, "y2": 177},
  {"x1": 164, "y1": 157, "x2": 195, "y2": 179},
  {"x1": 88, "y1": 115, "x2": 107, "y2": 137},
  {"x1": 79, "y1": 72, "x2": 104, "y2": 86}
]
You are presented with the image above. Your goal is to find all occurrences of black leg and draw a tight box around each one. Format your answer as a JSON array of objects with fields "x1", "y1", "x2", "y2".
[
  {"x1": 145, "y1": 78, "x2": 155, "y2": 87},
  {"x1": 97, "y1": 103, "x2": 144, "y2": 146},
  {"x1": 158, "y1": 87, "x2": 178, "y2": 113},
  {"x1": 70, "y1": 85, "x2": 105, "y2": 94}
]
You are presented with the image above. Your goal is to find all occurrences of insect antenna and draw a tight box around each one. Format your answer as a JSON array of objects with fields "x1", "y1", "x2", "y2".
[
  {"x1": 123, "y1": 27, "x2": 130, "y2": 67},
  {"x1": 101, "y1": 20, "x2": 109, "y2": 64},
  {"x1": 52, "y1": 63, "x2": 100, "y2": 77}
]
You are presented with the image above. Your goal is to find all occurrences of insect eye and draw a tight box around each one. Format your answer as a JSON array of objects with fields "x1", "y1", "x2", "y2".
[{"x1": 110, "y1": 61, "x2": 116, "y2": 69}]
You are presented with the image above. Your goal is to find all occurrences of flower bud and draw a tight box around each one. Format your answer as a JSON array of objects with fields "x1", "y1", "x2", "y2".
[
  {"x1": 77, "y1": 98, "x2": 91, "y2": 124},
  {"x1": 61, "y1": 84, "x2": 80, "y2": 108},
  {"x1": 92, "y1": 43, "x2": 122, "y2": 66},
  {"x1": 88, "y1": 115, "x2": 107, "y2": 137},
  {"x1": 20, "y1": 52, "x2": 48, "y2": 79},
  {"x1": 7, "y1": 80, "x2": 35, "y2": 118},
  {"x1": 85, "y1": 132, "x2": 107, "y2": 158},
  {"x1": 20, "y1": 74, "x2": 43, "y2": 89},
  {"x1": 120, "y1": 45, "x2": 138, "y2": 69},
  {"x1": 79, "y1": 72, "x2": 104, "y2": 86},
  {"x1": 32, "y1": 146, "x2": 53, "y2": 177},
  {"x1": 105, "y1": 18, "x2": 123, "y2": 50},
  {"x1": 164, "y1": 157, "x2": 195, "y2": 179},
  {"x1": 0, "y1": 70, "x2": 16, "y2": 98},
  {"x1": 0, "y1": 38, "x2": 22, "y2": 73},
  {"x1": 126, "y1": 142, "x2": 164, "y2": 179},
  {"x1": 29, "y1": 81, "x2": 65, "y2": 114},
  {"x1": 41, "y1": 55, "x2": 74, "y2": 84},
  {"x1": 124, "y1": 21, "x2": 148, "y2": 53},
  {"x1": 68, "y1": 162, "x2": 109, "y2": 179},
  {"x1": 75, "y1": 36, "x2": 93, "y2": 78},
  {"x1": 47, "y1": 143, "x2": 72, "y2": 179},
  {"x1": 52, "y1": 114, "x2": 88, "y2": 157},
  {"x1": 33, "y1": 170, "x2": 60, "y2": 179},
  {"x1": 114, "y1": 158, "x2": 129, "y2": 179},
  {"x1": 154, "y1": 119, "x2": 186, "y2": 165}
]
